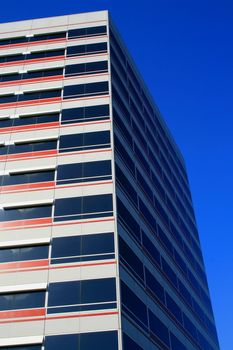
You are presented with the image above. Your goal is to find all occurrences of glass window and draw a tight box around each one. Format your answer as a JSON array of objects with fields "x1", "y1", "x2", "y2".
[
  {"x1": 68, "y1": 26, "x2": 107, "y2": 39},
  {"x1": 123, "y1": 334, "x2": 143, "y2": 350},
  {"x1": 67, "y1": 43, "x2": 107, "y2": 57},
  {"x1": 145, "y1": 268, "x2": 165, "y2": 304},
  {"x1": 57, "y1": 160, "x2": 111, "y2": 185},
  {"x1": 0, "y1": 244, "x2": 49, "y2": 263},
  {"x1": 63, "y1": 82, "x2": 109, "y2": 99},
  {"x1": 0, "y1": 204, "x2": 52, "y2": 222},
  {"x1": 59, "y1": 131, "x2": 110, "y2": 153},
  {"x1": 65, "y1": 61, "x2": 108, "y2": 77},
  {"x1": 61, "y1": 104, "x2": 109, "y2": 124},
  {"x1": 51, "y1": 232, "x2": 114, "y2": 262},
  {"x1": 142, "y1": 232, "x2": 161, "y2": 267},
  {"x1": 45, "y1": 331, "x2": 118, "y2": 350},
  {"x1": 48, "y1": 278, "x2": 116, "y2": 308},
  {"x1": 117, "y1": 198, "x2": 140, "y2": 243},
  {"x1": 1, "y1": 169, "x2": 55, "y2": 187},
  {"x1": 149, "y1": 310, "x2": 170, "y2": 347},
  {"x1": 121, "y1": 281, "x2": 148, "y2": 330},
  {"x1": 30, "y1": 32, "x2": 66, "y2": 42},
  {"x1": 7, "y1": 139, "x2": 57, "y2": 155},
  {"x1": 0, "y1": 290, "x2": 45, "y2": 311},
  {"x1": 170, "y1": 333, "x2": 187, "y2": 350},
  {"x1": 165, "y1": 292, "x2": 183, "y2": 324},
  {"x1": 119, "y1": 236, "x2": 144, "y2": 281},
  {"x1": 54, "y1": 194, "x2": 113, "y2": 221}
]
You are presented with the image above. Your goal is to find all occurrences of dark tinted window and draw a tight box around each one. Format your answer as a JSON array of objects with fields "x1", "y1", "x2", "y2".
[
  {"x1": 1, "y1": 169, "x2": 55, "y2": 186},
  {"x1": 3, "y1": 139, "x2": 57, "y2": 156},
  {"x1": 119, "y1": 236, "x2": 144, "y2": 281},
  {"x1": 123, "y1": 334, "x2": 143, "y2": 350},
  {"x1": 59, "y1": 131, "x2": 110, "y2": 152},
  {"x1": 30, "y1": 32, "x2": 66, "y2": 42},
  {"x1": 0, "y1": 244, "x2": 49, "y2": 263},
  {"x1": 121, "y1": 281, "x2": 148, "y2": 330},
  {"x1": 149, "y1": 310, "x2": 170, "y2": 347},
  {"x1": 61, "y1": 104, "x2": 109, "y2": 124},
  {"x1": 45, "y1": 331, "x2": 118, "y2": 350},
  {"x1": 145, "y1": 268, "x2": 165, "y2": 304},
  {"x1": 68, "y1": 26, "x2": 107, "y2": 39},
  {"x1": 0, "y1": 346, "x2": 41, "y2": 350},
  {"x1": 0, "y1": 290, "x2": 45, "y2": 311},
  {"x1": 66, "y1": 42, "x2": 107, "y2": 56},
  {"x1": 65, "y1": 61, "x2": 108, "y2": 77},
  {"x1": 48, "y1": 278, "x2": 116, "y2": 307},
  {"x1": 54, "y1": 194, "x2": 113, "y2": 221},
  {"x1": 57, "y1": 160, "x2": 111, "y2": 185},
  {"x1": 51, "y1": 232, "x2": 114, "y2": 260},
  {"x1": 63, "y1": 82, "x2": 109, "y2": 98},
  {"x1": 0, "y1": 204, "x2": 52, "y2": 222}
]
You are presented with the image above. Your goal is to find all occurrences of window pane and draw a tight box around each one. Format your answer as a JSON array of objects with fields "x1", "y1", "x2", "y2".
[
  {"x1": 0, "y1": 291, "x2": 45, "y2": 311},
  {"x1": 0, "y1": 244, "x2": 49, "y2": 263}
]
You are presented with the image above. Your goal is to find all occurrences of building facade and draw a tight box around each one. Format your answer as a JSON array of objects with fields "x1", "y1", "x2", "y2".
[{"x1": 0, "y1": 11, "x2": 219, "y2": 350}]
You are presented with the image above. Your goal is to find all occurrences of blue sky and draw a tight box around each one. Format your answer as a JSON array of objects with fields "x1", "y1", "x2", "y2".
[{"x1": 0, "y1": 0, "x2": 232, "y2": 348}]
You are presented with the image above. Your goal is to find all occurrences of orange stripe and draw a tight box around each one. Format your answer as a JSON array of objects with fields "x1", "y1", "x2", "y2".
[
  {"x1": 0, "y1": 149, "x2": 57, "y2": 162},
  {"x1": 1, "y1": 181, "x2": 55, "y2": 192},
  {"x1": 1, "y1": 180, "x2": 112, "y2": 194},
  {"x1": 0, "y1": 55, "x2": 65, "y2": 68},
  {"x1": 0, "y1": 260, "x2": 116, "y2": 274},
  {"x1": 0, "y1": 259, "x2": 49, "y2": 270},
  {"x1": 0, "y1": 308, "x2": 46, "y2": 319},
  {"x1": 0, "y1": 217, "x2": 52, "y2": 229},
  {"x1": 0, "y1": 148, "x2": 111, "y2": 163},
  {"x1": 0, "y1": 119, "x2": 109, "y2": 135},
  {"x1": 0, "y1": 96, "x2": 61, "y2": 109},
  {"x1": 0, "y1": 217, "x2": 114, "y2": 232},
  {"x1": 0, "y1": 121, "x2": 60, "y2": 134},
  {"x1": 0, "y1": 311, "x2": 118, "y2": 324},
  {"x1": 0, "y1": 75, "x2": 63, "y2": 87},
  {"x1": 0, "y1": 37, "x2": 66, "y2": 50}
]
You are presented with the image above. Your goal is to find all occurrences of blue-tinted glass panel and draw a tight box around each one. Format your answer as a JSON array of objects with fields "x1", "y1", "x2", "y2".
[
  {"x1": 54, "y1": 194, "x2": 113, "y2": 221},
  {"x1": 66, "y1": 43, "x2": 107, "y2": 57},
  {"x1": 68, "y1": 26, "x2": 107, "y2": 39},
  {"x1": 123, "y1": 334, "x2": 143, "y2": 350},
  {"x1": 63, "y1": 82, "x2": 109, "y2": 99},
  {"x1": 59, "y1": 131, "x2": 110, "y2": 153},
  {"x1": 0, "y1": 291, "x2": 45, "y2": 311},
  {"x1": 0, "y1": 244, "x2": 49, "y2": 263},
  {"x1": 61, "y1": 104, "x2": 109, "y2": 124},
  {"x1": 45, "y1": 331, "x2": 118, "y2": 350},
  {"x1": 57, "y1": 160, "x2": 111, "y2": 185},
  {"x1": 48, "y1": 278, "x2": 116, "y2": 307},
  {"x1": 65, "y1": 61, "x2": 108, "y2": 77},
  {"x1": 0, "y1": 205, "x2": 52, "y2": 222},
  {"x1": 51, "y1": 232, "x2": 114, "y2": 259},
  {"x1": 1, "y1": 170, "x2": 55, "y2": 186}
]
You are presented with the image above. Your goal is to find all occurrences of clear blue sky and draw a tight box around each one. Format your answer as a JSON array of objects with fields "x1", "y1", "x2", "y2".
[{"x1": 1, "y1": 1, "x2": 232, "y2": 348}]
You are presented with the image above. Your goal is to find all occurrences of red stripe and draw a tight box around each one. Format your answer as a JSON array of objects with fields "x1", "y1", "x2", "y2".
[
  {"x1": 0, "y1": 149, "x2": 57, "y2": 162},
  {"x1": 0, "y1": 119, "x2": 109, "y2": 135},
  {"x1": 0, "y1": 37, "x2": 66, "y2": 50},
  {"x1": 0, "y1": 121, "x2": 60, "y2": 134},
  {"x1": 0, "y1": 259, "x2": 49, "y2": 270},
  {"x1": 0, "y1": 148, "x2": 111, "y2": 163},
  {"x1": 0, "y1": 217, "x2": 52, "y2": 229},
  {"x1": 0, "y1": 308, "x2": 46, "y2": 319},
  {"x1": 0, "y1": 96, "x2": 61, "y2": 109},
  {"x1": 0, "y1": 260, "x2": 116, "y2": 274},
  {"x1": 0, "y1": 55, "x2": 65, "y2": 68},
  {"x1": 0, "y1": 75, "x2": 63, "y2": 87},
  {"x1": 1, "y1": 180, "x2": 112, "y2": 194},
  {"x1": 0, "y1": 311, "x2": 118, "y2": 324},
  {"x1": 1, "y1": 181, "x2": 55, "y2": 192},
  {"x1": 0, "y1": 217, "x2": 114, "y2": 232}
]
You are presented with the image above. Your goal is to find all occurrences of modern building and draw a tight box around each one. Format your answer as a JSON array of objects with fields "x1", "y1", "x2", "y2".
[{"x1": 0, "y1": 11, "x2": 219, "y2": 350}]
